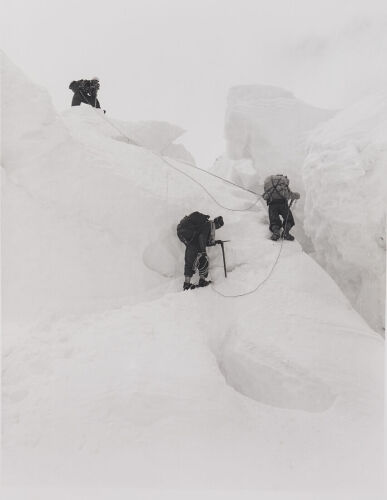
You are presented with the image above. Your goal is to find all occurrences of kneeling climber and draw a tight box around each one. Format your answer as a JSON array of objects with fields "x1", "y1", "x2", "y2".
[
  {"x1": 263, "y1": 174, "x2": 300, "y2": 241},
  {"x1": 177, "y1": 212, "x2": 224, "y2": 290}
]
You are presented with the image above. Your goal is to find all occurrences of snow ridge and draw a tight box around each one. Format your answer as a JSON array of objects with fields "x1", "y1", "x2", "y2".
[{"x1": 304, "y1": 93, "x2": 387, "y2": 333}]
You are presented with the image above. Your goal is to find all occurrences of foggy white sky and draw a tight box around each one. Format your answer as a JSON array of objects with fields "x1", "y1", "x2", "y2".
[{"x1": 2, "y1": 0, "x2": 387, "y2": 165}]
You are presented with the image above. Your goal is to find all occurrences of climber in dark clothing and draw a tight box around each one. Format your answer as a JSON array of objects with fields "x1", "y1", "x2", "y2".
[
  {"x1": 269, "y1": 201, "x2": 295, "y2": 235},
  {"x1": 177, "y1": 212, "x2": 224, "y2": 290},
  {"x1": 69, "y1": 78, "x2": 102, "y2": 109},
  {"x1": 263, "y1": 175, "x2": 300, "y2": 241}
]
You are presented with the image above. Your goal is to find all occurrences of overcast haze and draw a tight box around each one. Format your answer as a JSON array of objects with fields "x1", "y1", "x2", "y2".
[{"x1": 2, "y1": 0, "x2": 387, "y2": 165}]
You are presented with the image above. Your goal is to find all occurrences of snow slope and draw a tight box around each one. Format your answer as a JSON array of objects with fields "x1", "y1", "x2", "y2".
[
  {"x1": 304, "y1": 95, "x2": 387, "y2": 333},
  {"x1": 1, "y1": 54, "x2": 384, "y2": 497}
]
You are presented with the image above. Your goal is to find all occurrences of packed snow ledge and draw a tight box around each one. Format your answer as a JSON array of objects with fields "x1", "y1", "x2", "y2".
[{"x1": 1, "y1": 53, "x2": 384, "y2": 493}]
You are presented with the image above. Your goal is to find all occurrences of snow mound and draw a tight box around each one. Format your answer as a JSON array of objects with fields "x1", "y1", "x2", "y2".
[
  {"x1": 1, "y1": 53, "x2": 198, "y2": 321},
  {"x1": 1, "y1": 52, "x2": 69, "y2": 171},
  {"x1": 62, "y1": 106, "x2": 194, "y2": 162},
  {"x1": 303, "y1": 94, "x2": 387, "y2": 332}
]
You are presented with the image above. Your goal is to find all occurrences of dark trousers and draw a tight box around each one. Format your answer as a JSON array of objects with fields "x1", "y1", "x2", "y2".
[
  {"x1": 184, "y1": 244, "x2": 208, "y2": 278},
  {"x1": 268, "y1": 200, "x2": 294, "y2": 232},
  {"x1": 72, "y1": 92, "x2": 101, "y2": 108}
]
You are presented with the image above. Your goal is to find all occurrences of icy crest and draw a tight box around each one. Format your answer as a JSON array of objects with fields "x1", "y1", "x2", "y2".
[
  {"x1": 304, "y1": 94, "x2": 387, "y2": 332},
  {"x1": 224, "y1": 84, "x2": 336, "y2": 193}
]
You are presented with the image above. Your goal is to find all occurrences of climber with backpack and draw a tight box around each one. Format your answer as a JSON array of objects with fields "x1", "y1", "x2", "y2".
[
  {"x1": 69, "y1": 77, "x2": 104, "y2": 110},
  {"x1": 262, "y1": 175, "x2": 300, "y2": 241},
  {"x1": 177, "y1": 212, "x2": 224, "y2": 290}
]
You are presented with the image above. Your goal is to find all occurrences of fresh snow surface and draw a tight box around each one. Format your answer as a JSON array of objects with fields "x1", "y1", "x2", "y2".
[
  {"x1": 303, "y1": 95, "x2": 387, "y2": 333},
  {"x1": 1, "y1": 53, "x2": 385, "y2": 497}
]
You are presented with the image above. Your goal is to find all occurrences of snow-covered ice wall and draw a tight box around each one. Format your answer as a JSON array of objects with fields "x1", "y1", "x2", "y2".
[
  {"x1": 224, "y1": 85, "x2": 336, "y2": 195},
  {"x1": 303, "y1": 95, "x2": 387, "y2": 333},
  {"x1": 222, "y1": 84, "x2": 385, "y2": 333}
]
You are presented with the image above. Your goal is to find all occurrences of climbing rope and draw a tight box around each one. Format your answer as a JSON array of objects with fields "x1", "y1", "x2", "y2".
[
  {"x1": 165, "y1": 155, "x2": 259, "y2": 197},
  {"x1": 77, "y1": 101, "x2": 295, "y2": 297},
  {"x1": 210, "y1": 209, "x2": 291, "y2": 298},
  {"x1": 154, "y1": 155, "x2": 261, "y2": 212},
  {"x1": 81, "y1": 102, "x2": 263, "y2": 212}
]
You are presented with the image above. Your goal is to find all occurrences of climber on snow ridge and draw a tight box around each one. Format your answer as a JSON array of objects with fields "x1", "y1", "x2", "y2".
[
  {"x1": 69, "y1": 77, "x2": 104, "y2": 111},
  {"x1": 263, "y1": 175, "x2": 300, "y2": 241}
]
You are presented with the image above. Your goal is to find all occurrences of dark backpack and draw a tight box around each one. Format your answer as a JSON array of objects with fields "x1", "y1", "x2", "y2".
[
  {"x1": 69, "y1": 80, "x2": 83, "y2": 93},
  {"x1": 177, "y1": 212, "x2": 210, "y2": 245},
  {"x1": 69, "y1": 79, "x2": 98, "y2": 94},
  {"x1": 263, "y1": 175, "x2": 290, "y2": 203}
]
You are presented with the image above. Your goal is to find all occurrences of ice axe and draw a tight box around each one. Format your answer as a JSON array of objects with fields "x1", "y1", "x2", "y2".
[{"x1": 215, "y1": 240, "x2": 230, "y2": 278}]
